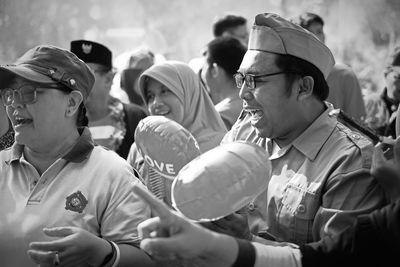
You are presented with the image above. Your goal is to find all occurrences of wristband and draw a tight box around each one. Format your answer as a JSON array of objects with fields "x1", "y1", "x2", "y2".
[
  {"x1": 101, "y1": 241, "x2": 120, "y2": 267},
  {"x1": 232, "y1": 238, "x2": 256, "y2": 267},
  {"x1": 110, "y1": 241, "x2": 120, "y2": 267}
]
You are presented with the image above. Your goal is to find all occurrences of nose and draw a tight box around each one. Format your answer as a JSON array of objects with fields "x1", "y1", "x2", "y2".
[
  {"x1": 239, "y1": 84, "x2": 253, "y2": 101},
  {"x1": 149, "y1": 94, "x2": 163, "y2": 109}
]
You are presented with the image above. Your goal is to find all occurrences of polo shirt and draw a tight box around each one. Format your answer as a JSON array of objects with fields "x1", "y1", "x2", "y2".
[{"x1": 0, "y1": 128, "x2": 150, "y2": 267}]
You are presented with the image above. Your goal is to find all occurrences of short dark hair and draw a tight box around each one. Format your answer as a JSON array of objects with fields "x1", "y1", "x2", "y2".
[
  {"x1": 77, "y1": 104, "x2": 89, "y2": 127},
  {"x1": 213, "y1": 14, "x2": 247, "y2": 37},
  {"x1": 295, "y1": 12, "x2": 324, "y2": 30},
  {"x1": 275, "y1": 54, "x2": 329, "y2": 101},
  {"x1": 206, "y1": 37, "x2": 246, "y2": 77}
]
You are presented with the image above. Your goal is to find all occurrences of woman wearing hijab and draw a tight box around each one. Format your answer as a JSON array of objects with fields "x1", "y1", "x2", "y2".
[{"x1": 127, "y1": 61, "x2": 227, "y2": 205}]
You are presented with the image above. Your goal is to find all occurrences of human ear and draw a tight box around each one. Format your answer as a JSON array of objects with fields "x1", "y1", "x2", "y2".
[
  {"x1": 66, "y1": 91, "x2": 83, "y2": 117},
  {"x1": 297, "y1": 76, "x2": 314, "y2": 100},
  {"x1": 210, "y1": 63, "x2": 219, "y2": 78}
]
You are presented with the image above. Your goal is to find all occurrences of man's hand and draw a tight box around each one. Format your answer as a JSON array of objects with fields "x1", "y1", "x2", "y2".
[
  {"x1": 371, "y1": 137, "x2": 400, "y2": 202},
  {"x1": 27, "y1": 227, "x2": 111, "y2": 267},
  {"x1": 200, "y1": 210, "x2": 252, "y2": 240},
  {"x1": 133, "y1": 185, "x2": 238, "y2": 266}
]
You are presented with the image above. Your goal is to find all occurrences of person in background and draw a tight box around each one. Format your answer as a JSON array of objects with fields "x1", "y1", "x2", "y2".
[
  {"x1": 201, "y1": 36, "x2": 246, "y2": 129},
  {"x1": 213, "y1": 13, "x2": 249, "y2": 47},
  {"x1": 189, "y1": 13, "x2": 249, "y2": 74},
  {"x1": 364, "y1": 46, "x2": 400, "y2": 138},
  {"x1": 294, "y1": 12, "x2": 366, "y2": 122},
  {"x1": 127, "y1": 61, "x2": 226, "y2": 267},
  {"x1": 0, "y1": 45, "x2": 154, "y2": 267},
  {"x1": 127, "y1": 61, "x2": 226, "y2": 191},
  {"x1": 70, "y1": 40, "x2": 148, "y2": 159},
  {"x1": 132, "y1": 134, "x2": 400, "y2": 267},
  {"x1": 118, "y1": 48, "x2": 156, "y2": 107},
  {"x1": 0, "y1": 102, "x2": 14, "y2": 150},
  {"x1": 211, "y1": 12, "x2": 386, "y2": 246}
]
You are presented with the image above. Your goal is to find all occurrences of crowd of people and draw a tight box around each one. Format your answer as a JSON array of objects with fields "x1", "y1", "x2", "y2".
[{"x1": 0, "y1": 9, "x2": 399, "y2": 267}]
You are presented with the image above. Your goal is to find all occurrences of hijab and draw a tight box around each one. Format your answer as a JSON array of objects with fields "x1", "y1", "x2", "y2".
[{"x1": 138, "y1": 61, "x2": 227, "y2": 152}]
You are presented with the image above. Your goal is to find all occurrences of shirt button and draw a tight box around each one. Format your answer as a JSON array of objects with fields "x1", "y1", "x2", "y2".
[
  {"x1": 297, "y1": 204, "x2": 306, "y2": 213},
  {"x1": 352, "y1": 134, "x2": 360, "y2": 140},
  {"x1": 248, "y1": 202, "x2": 255, "y2": 211}
]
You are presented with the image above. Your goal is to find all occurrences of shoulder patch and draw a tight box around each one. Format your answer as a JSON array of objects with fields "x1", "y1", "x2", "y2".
[
  {"x1": 337, "y1": 122, "x2": 372, "y2": 146},
  {"x1": 336, "y1": 122, "x2": 373, "y2": 168}
]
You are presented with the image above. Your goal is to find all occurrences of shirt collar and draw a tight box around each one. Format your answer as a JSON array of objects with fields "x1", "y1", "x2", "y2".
[
  {"x1": 7, "y1": 127, "x2": 94, "y2": 164},
  {"x1": 291, "y1": 103, "x2": 337, "y2": 161}
]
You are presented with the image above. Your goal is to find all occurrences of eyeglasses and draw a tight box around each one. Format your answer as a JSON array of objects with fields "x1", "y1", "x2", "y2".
[
  {"x1": 234, "y1": 71, "x2": 286, "y2": 89},
  {"x1": 1, "y1": 84, "x2": 69, "y2": 106}
]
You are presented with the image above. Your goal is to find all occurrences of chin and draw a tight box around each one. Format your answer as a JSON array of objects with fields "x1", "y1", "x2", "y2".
[{"x1": 13, "y1": 135, "x2": 28, "y2": 146}]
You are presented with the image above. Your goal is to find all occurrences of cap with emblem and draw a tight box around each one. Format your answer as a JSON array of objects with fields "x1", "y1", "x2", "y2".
[
  {"x1": 0, "y1": 45, "x2": 95, "y2": 101},
  {"x1": 70, "y1": 40, "x2": 112, "y2": 70},
  {"x1": 248, "y1": 13, "x2": 335, "y2": 78}
]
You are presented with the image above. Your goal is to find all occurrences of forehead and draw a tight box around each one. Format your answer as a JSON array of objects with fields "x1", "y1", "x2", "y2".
[
  {"x1": 144, "y1": 77, "x2": 169, "y2": 94},
  {"x1": 86, "y1": 62, "x2": 103, "y2": 69},
  {"x1": 146, "y1": 77, "x2": 163, "y2": 88},
  {"x1": 8, "y1": 75, "x2": 32, "y2": 87},
  {"x1": 239, "y1": 50, "x2": 279, "y2": 74},
  {"x1": 228, "y1": 25, "x2": 248, "y2": 37}
]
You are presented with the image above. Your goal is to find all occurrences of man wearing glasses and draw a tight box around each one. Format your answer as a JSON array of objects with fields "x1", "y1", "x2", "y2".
[
  {"x1": 70, "y1": 40, "x2": 148, "y2": 159},
  {"x1": 214, "y1": 13, "x2": 386, "y2": 247}
]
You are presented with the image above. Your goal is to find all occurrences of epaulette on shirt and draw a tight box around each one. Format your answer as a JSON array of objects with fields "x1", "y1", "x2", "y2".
[
  {"x1": 333, "y1": 110, "x2": 375, "y2": 168},
  {"x1": 330, "y1": 109, "x2": 382, "y2": 144}
]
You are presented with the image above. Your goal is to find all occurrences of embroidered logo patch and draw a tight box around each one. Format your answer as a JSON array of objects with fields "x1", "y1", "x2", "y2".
[
  {"x1": 82, "y1": 43, "x2": 92, "y2": 54},
  {"x1": 65, "y1": 191, "x2": 88, "y2": 213}
]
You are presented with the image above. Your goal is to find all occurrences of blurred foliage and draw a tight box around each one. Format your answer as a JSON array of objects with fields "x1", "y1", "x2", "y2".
[{"x1": 0, "y1": 0, "x2": 399, "y2": 92}]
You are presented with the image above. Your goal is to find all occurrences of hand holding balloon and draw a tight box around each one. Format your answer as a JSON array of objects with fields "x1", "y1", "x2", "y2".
[{"x1": 134, "y1": 115, "x2": 201, "y2": 205}]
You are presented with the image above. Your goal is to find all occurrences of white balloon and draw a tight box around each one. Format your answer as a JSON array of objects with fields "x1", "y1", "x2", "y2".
[{"x1": 172, "y1": 141, "x2": 271, "y2": 221}]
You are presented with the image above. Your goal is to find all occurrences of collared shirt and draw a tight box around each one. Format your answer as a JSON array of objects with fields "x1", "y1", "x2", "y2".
[
  {"x1": 89, "y1": 97, "x2": 127, "y2": 153},
  {"x1": 0, "y1": 128, "x2": 150, "y2": 267},
  {"x1": 222, "y1": 105, "x2": 386, "y2": 245}
]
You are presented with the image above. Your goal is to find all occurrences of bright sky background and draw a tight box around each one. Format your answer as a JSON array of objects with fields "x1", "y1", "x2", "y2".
[{"x1": 1, "y1": 0, "x2": 399, "y2": 92}]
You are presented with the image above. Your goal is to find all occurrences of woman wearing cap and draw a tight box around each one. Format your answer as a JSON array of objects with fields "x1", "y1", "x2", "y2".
[
  {"x1": 127, "y1": 61, "x2": 227, "y2": 205},
  {"x1": 0, "y1": 45, "x2": 155, "y2": 267}
]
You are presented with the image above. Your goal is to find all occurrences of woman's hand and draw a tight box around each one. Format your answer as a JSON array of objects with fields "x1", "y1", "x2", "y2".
[{"x1": 27, "y1": 226, "x2": 111, "y2": 267}]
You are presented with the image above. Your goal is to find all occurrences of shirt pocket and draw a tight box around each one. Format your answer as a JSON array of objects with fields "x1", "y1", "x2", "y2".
[{"x1": 281, "y1": 183, "x2": 320, "y2": 243}]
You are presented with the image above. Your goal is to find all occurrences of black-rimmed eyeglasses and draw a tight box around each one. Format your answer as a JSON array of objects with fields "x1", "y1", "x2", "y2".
[{"x1": 233, "y1": 71, "x2": 286, "y2": 89}]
